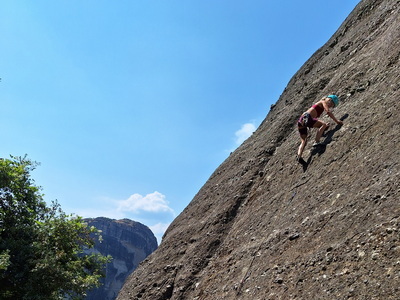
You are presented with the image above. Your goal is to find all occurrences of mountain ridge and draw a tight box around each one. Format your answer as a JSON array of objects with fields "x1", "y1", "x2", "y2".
[
  {"x1": 84, "y1": 217, "x2": 157, "y2": 300},
  {"x1": 117, "y1": 0, "x2": 400, "y2": 299}
]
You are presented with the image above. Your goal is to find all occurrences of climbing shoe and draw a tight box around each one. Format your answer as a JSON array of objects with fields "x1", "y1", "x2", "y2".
[
  {"x1": 296, "y1": 155, "x2": 306, "y2": 164},
  {"x1": 312, "y1": 142, "x2": 324, "y2": 147}
]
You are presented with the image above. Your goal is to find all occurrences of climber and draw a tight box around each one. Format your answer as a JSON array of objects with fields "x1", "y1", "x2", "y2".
[{"x1": 296, "y1": 95, "x2": 343, "y2": 163}]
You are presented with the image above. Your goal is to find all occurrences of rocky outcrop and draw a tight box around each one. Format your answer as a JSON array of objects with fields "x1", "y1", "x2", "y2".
[
  {"x1": 117, "y1": 0, "x2": 400, "y2": 299},
  {"x1": 85, "y1": 218, "x2": 157, "y2": 300}
]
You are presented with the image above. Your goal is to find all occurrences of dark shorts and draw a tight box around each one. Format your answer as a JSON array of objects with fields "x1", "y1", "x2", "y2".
[{"x1": 297, "y1": 113, "x2": 318, "y2": 136}]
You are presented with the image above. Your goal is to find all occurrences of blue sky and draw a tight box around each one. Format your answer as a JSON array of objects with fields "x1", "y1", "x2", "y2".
[{"x1": 1, "y1": 0, "x2": 360, "y2": 243}]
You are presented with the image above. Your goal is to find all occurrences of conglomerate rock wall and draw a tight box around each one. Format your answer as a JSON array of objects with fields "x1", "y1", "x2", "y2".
[{"x1": 117, "y1": 0, "x2": 400, "y2": 299}]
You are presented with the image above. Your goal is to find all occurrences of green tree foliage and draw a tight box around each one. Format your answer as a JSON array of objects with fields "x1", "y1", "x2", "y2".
[{"x1": 0, "y1": 156, "x2": 111, "y2": 299}]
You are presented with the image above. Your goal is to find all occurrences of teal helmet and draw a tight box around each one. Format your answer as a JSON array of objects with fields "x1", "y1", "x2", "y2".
[{"x1": 327, "y1": 94, "x2": 339, "y2": 107}]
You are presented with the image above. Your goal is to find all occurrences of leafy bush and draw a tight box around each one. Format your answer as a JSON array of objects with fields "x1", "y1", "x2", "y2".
[{"x1": 0, "y1": 156, "x2": 111, "y2": 299}]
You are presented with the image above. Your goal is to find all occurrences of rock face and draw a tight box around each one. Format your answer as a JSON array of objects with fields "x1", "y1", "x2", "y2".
[
  {"x1": 85, "y1": 218, "x2": 157, "y2": 300},
  {"x1": 117, "y1": 0, "x2": 400, "y2": 299}
]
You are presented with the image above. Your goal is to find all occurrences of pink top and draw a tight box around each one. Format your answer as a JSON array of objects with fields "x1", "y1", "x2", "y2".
[{"x1": 312, "y1": 104, "x2": 324, "y2": 117}]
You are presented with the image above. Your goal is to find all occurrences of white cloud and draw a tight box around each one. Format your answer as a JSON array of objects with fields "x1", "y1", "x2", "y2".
[
  {"x1": 149, "y1": 222, "x2": 172, "y2": 244},
  {"x1": 117, "y1": 191, "x2": 174, "y2": 214},
  {"x1": 116, "y1": 192, "x2": 175, "y2": 245},
  {"x1": 235, "y1": 122, "x2": 256, "y2": 145},
  {"x1": 72, "y1": 192, "x2": 175, "y2": 245},
  {"x1": 150, "y1": 222, "x2": 171, "y2": 235}
]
